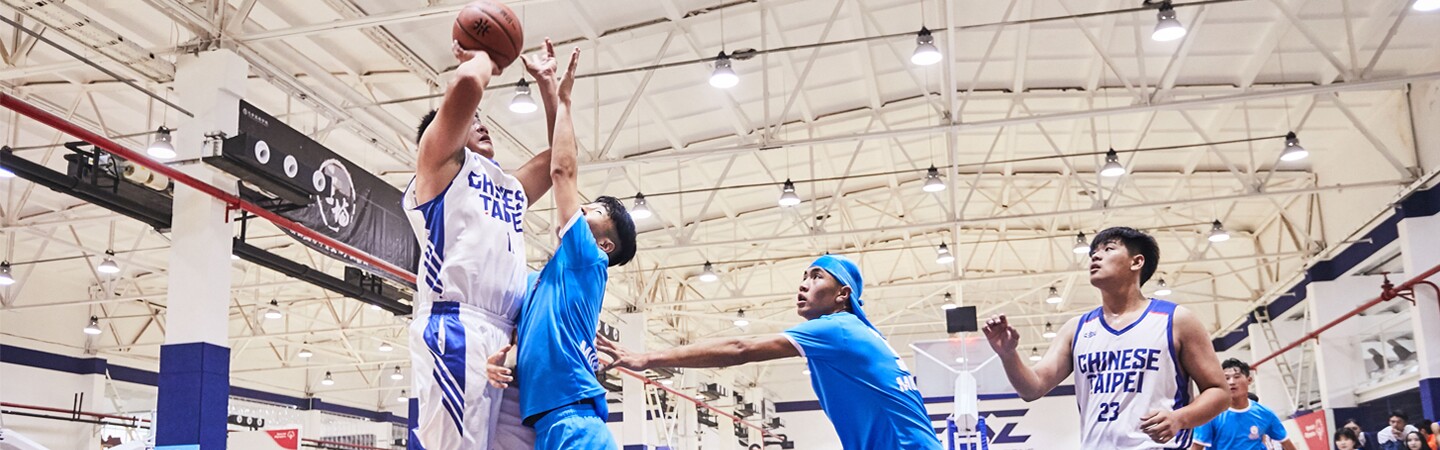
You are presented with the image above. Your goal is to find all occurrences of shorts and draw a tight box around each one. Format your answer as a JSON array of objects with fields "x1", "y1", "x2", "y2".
[
  {"x1": 409, "y1": 301, "x2": 529, "y2": 450},
  {"x1": 533, "y1": 403, "x2": 617, "y2": 450}
]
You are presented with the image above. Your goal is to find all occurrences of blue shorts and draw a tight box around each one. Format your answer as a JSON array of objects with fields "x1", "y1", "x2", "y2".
[{"x1": 533, "y1": 403, "x2": 617, "y2": 450}]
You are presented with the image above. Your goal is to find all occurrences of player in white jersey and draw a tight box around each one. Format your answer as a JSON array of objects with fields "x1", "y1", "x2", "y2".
[
  {"x1": 983, "y1": 227, "x2": 1228, "y2": 449},
  {"x1": 403, "y1": 41, "x2": 564, "y2": 450}
]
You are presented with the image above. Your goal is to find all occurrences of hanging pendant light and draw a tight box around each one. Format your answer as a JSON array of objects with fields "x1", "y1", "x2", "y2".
[
  {"x1": 1042, "y1": 322, "x2": 1057, "y2": 339},
  {"x1": 0, "y1": 261, "x2": 15, "y2": 286},
  {"x1": 391, "y1": 366, "x2": 405, "y2": 381},
  {"x1": 911, "y1": 27, "x2": 942, "y2": 66},
  {"x1": 1280, "y1": 131, "x2": 1309, "y2": 162},
  {"x1": 778, "y1": 179, "x2": 802, "y2": 207},
  {"x1": 97, "y1": 250, "x2": 121, "y2": 274},
  {"x1": 1413, "y1": 0, "x2": 1440, "y2": 12},
  {"x1": 321, "y1": 371, "x2": 335, "y2": 386},
  {"x1": 1100, "y1": 149, "x2": 1126, "y2": 177},
  {"x1": 922, "y1": 166, "x2": 946, "y2": 193},
  {"x1": 147, "y1": 126, "x2": 177, "y2": 159},
  {"x1": 710, "y1": 52, "x2": 739, "y2": 89},
  {"x1": 297, "y1": 348, "x2": 313, "y2": 359},
  {"x1": 1208, "y1": 220, "x2": 1231, "y2": 243},
  {"x1": 378, "y1": 341, "x2": 394, "y2": 352},
  {"x1": 1045, "y1": 287, "x2": 1063, "y2": 304},
  {"x1": 699, "y1": 262, "x2": 719, "y2": 283},
  {"x1": 1073, "y1": 232, "x2": 1090, "y2": 254},
  {"x1": 1154, "y1": 278, "x2": 1173, "y2": 297},
  {"x1": 509, "y1": 78, "x2": 538, "y2": 114},
  {"x1": 1152, "y1": 1, "x2": 1187, "y2": 42},
  {"x1": 941, "y1": 293, "x2": 957, "y2": 310},
  {"x1": 733, "y1": 309, "x2": 749, "y2": 328},
  {"x1": 935, "y1": 243, "x2": 956, "y2": 265},
  {"x1": 83, "y1": 316, "x2": 102, "y2": 335},
  {"x1": 1029, "y1": 347, "x2": 1042, "y2": 362},
  {"x1": 263, "y1": 300, "x2": 283, "y2": 320},
  {"x1": 630, "y1": 192, "x2": 654, "y2": 219}
]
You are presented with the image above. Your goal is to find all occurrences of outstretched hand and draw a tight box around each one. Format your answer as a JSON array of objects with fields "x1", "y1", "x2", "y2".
[
  {"x1": 522, "y1": 38, "x2": 559, "y2": 84},
  {"x1": 485, "y1": 344, "x2": 514, "y2": 389},
  {"x1": 982, "y1": 314, "x2": 1021, "y2": 354},
  {"x1": 556, "y1": 46, "x2": 580, "y2": 105},
  {"x1": 596, "y1": 336, "x2": 646, "y2": 372}
]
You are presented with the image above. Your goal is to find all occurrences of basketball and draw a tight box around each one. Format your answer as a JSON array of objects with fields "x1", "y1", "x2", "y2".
[{"x1": 453, "y1": 0, "x2": 524, "y2": 72}]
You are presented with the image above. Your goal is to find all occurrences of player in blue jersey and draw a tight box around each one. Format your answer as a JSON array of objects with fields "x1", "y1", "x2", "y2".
[
  {"x1": 482, "y1": 40, "x2": 637, "y2": 450},
  {"x1": 593, "y1": 254, "x2": 941, "y2": 450},
  {"x1": 1190, "y1": 359, "x2": 1295, "y2": 450},
  {"x1": 983, "y1": 227, "x2": 1227, "y2": 449}
]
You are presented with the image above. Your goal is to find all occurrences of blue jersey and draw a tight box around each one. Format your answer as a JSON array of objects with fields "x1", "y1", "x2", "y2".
[
  {"x1": 782, "y1": 312, "x2": 941, "y2": 450},
  {"x1": 1192, "y1": 401, "x2": 1288, "y2": 450},
  {"x1": 516, "y1": 214, "x2": 609, "y2": 423}
]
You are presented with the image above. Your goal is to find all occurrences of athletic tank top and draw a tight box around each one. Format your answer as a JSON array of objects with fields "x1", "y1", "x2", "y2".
[
  {"x1": 1072, "y1": 299, "x2": 1192, "y2": 449},
  {"x1": 404, "y1": 149, "x2": 528, "y2": 325}
]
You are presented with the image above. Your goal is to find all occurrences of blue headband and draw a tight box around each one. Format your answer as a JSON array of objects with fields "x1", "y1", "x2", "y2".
[{"x1": 810, "y1": 254, "x2": 880, "y2": 335}]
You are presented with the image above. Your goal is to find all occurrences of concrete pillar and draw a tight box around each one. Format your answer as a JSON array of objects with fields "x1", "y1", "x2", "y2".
[
  {"x1": 1308, "y1": 274, "x2": 1391, "y2": 429},
  {"x1": 1397, "y1": 213, "x2": 1440, "y2": 421},
  {"x1": 619, "y1": 312, "x2": 651, "y2": 449},
  {"x1": 155, "y1": 49, "x2": 244, "y2": 449}
]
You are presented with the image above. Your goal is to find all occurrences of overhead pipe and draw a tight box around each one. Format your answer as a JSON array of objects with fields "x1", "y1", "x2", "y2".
[
  {"x1": 1253, "y1": 266, "x2": 1440, "y2": 368},
  {"x1": 0, "y1": 93, "x2": 416, "y2": 285}
]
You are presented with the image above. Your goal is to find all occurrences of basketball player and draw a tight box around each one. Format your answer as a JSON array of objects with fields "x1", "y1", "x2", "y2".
[
  {"x1": 982, "y1": 227, "x2": 1228, "y2": 448},
  {"x1": 485, "y1": 41, "x2": 638, "y2": 450},
  {"x1": 1190, "y1": 359, "x2": 1295, "y2": 450},
  {"x1": 404, "y1": 39, "x2": 564, "y2": 449},
  {"x1": 587, "y1": 254, "x2": 942, "y2": 450}
]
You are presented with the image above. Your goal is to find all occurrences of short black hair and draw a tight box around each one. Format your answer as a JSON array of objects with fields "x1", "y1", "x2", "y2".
[
  {"x1": 1335, "y1": 428, "x2": 1359, "y2": 444},
  {"x1": 1091, "y1": 227, "x2": 1160, "y2": 285},
  {"x1": 1221, "y1": 358, "x2": 1252, "y2": 377},
  {"x1": 417, "y1": 109, "x2": 439, "y2": 144},
  {"x1": 1247, "y1": 392, "x2": 1259, "y2": 402},
  {"x1": 594, "y1": 195, "x2": 637, "y2": 267},
  {"x1": 1392, "y1": 410, "x2": 1409, "y2": 422}
]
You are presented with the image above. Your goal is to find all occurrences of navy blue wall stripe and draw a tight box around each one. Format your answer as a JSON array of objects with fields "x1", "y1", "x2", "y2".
[
  {"x1": 1213, "y1": 183, "x2": 1440, "y2": 351},
  {"x1": 0, "y1": 344, "x2": 406, "y2": 425}
]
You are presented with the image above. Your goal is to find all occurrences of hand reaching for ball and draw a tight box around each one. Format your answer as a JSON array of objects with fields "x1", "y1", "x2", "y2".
[
  {"x1": 523, "y1": 39, "x2": 559, "y2": 85},
  {"x1": 452, "y1": 40, "x2": 499, "y2": 76},
  {"x1": 556, "y1": 46, "x2": 580, "y2": 105}
]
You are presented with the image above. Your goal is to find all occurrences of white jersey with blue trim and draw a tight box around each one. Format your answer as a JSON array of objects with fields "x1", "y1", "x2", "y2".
[
  {"x1": 404, "y1": 148, "x2": 529, "y2": 324},
  {"x1": 1072, "y1": 299, "x2": 1192, "y2": 450}
]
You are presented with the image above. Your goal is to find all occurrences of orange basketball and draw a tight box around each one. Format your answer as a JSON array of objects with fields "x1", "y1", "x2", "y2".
[{"x1": 453, "y1": 0, "x2": 524, "y2": 72}]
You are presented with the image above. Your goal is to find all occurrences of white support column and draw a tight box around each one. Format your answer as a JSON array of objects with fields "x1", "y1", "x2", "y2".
[
  {"x1": 154, "y1": 49, "x2": 245, "y2": 449},
  {"x1": 1308, "y1": 274, "x2": 1390, "y2": 427},
  {"x1": 1397, "y1": 213, "x2": 1440, "y2": 420},
  {"x1": 619, "y1": 311, "x2": 651, "y2": 448}
]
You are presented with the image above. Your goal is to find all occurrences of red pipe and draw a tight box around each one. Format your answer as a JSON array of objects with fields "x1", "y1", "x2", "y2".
[
  {"x1": 2, "y1": 93, "x2": 771, "y2": 436},
  {"x1": 0, "y1": 93, "x2": 417, "y2": 284},
  {"x1": 1253, "y1": 262, "x2": 1440, "y2": 367}
]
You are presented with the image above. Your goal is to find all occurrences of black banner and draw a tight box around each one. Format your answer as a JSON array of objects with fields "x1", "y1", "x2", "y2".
[{"x1": 231, "y1": 100, "x2": 418, "y2": 288}]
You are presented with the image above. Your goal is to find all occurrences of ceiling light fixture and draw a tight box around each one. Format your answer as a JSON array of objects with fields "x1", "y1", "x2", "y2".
[
  {"x1": 391, "y1": 366, "x2": 404, "y2": 381},
  {"x1": 1208, "y1": 220, "x2": 1231, "y2": 243},
  {"x1": 509, "y1": 78, "x2": 538, "y2": 114},
  {"x1": 1155, "y1": 279, "x2": 1173, "y2": 297},
  {"x1": 1100, "y1": 149, "x2": 1126, "y2": 177},
  {"x1": 147, "y1": 126, "x2": 177, "y2": 159},
  {"x1": 1414, "y1": 0, "x2": 1440, "y2": 12},
  {"x1": 96, "y1": 250, "x2": 120, "y2": 274},
  {"x1": 1029, "y1": 347, "x2": 1042, "y2": 362},
  {"x1": 778, "y1": 179, "x2": 801, "y2": 207},
  {"x1": 733, "y1": 309, "x2": 749, "y2": 328},
  {"x1": 935, "y1": 243, "x2": 956, "y2": 265},
  {"x1": 942, "y1": 293, "x2": 957, "y2": 310},
  {"x1": 922, "y1": 166, "x2": 946, "y2": 192},
  {"x1": 297, "y1": 348, "x2": 313, "y2": 359},
  {"x1": 83, "y1": 316, "x2": 102, "y2": 336},
  {"x1": 1152, "y1": 1, "x2": 1187, "y2": 42},
  {"x1": 710, "y1": 51, "x2": 739, "y2": 89},
  {"x1": 1280, "y1": 131, "x2": 1309, "y2": 162},
  {"x1": 1073, "y1": 232, "x2": 1090, "y2": 254},
  {"x1": 1045, "y1": 287, "x2": 1063, "y2": 304},
  {"x1": 700, "y1": 262, "x2": 719, "y2": 283},
  {"x1": 911, "y1": 27, "x2": 942, "y2": 66},
  {"x1": 263, "y1": 300, "x2": 283, "y2": 320},
  {"x1": 630, "y1": 192, "x2": 653, "y2": 219},
  {"x1": 321, "y1": 371, "x2": 334, "y2": 386},
  {"x1": 0, "y1": 261, "x2": 14, "y2": 286},
  {"x1": 1042, "y1": 322, "x2": 1057, "y2": 339},
  {"x1": 378, "y1": 341, "x2": 394, "y2": 352}
]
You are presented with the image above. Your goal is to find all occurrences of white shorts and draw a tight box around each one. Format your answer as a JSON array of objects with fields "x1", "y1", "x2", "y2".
[{"x1": 409, "y1": 302, "x2": 534, "y2": 450}]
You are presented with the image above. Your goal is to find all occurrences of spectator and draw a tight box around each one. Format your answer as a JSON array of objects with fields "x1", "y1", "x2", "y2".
[
  {"x1": 1345, "y1": 418, "x2": 1381, "y2": 450},
  {"x1": 1381, "y1": 412, "x2": 1421, "y2": 450},
  {"x1": 1190, "y1": 359, "x2": 1295, "y2": 450},
  {"x1": 1430, "y1": 421, "x2": 1440, "y2": 450},
  {"x1": 1338, "y1": 428, "x2": 1364, "y2": 450},
  {"x1": 1406, "y1": 431, "x2": 1433, "y2": 450}
]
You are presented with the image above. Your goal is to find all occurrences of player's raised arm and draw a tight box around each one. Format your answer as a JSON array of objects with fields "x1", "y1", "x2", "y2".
[
  {"x1": 598, "y1": 335, "x2": 800, "y2": 371},
  {"x1": 549, "y1": 45, "x2": 582, "y2": 228},
  {"x1": 985, "y1": 314, "x2": 1078, "y2": 402},
  {"x1": 513, "y1": 39, "x2": 562, "y2": 207},
  {"x1": 414, "y1": 42, "x2": 496, "y2": 205}
]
